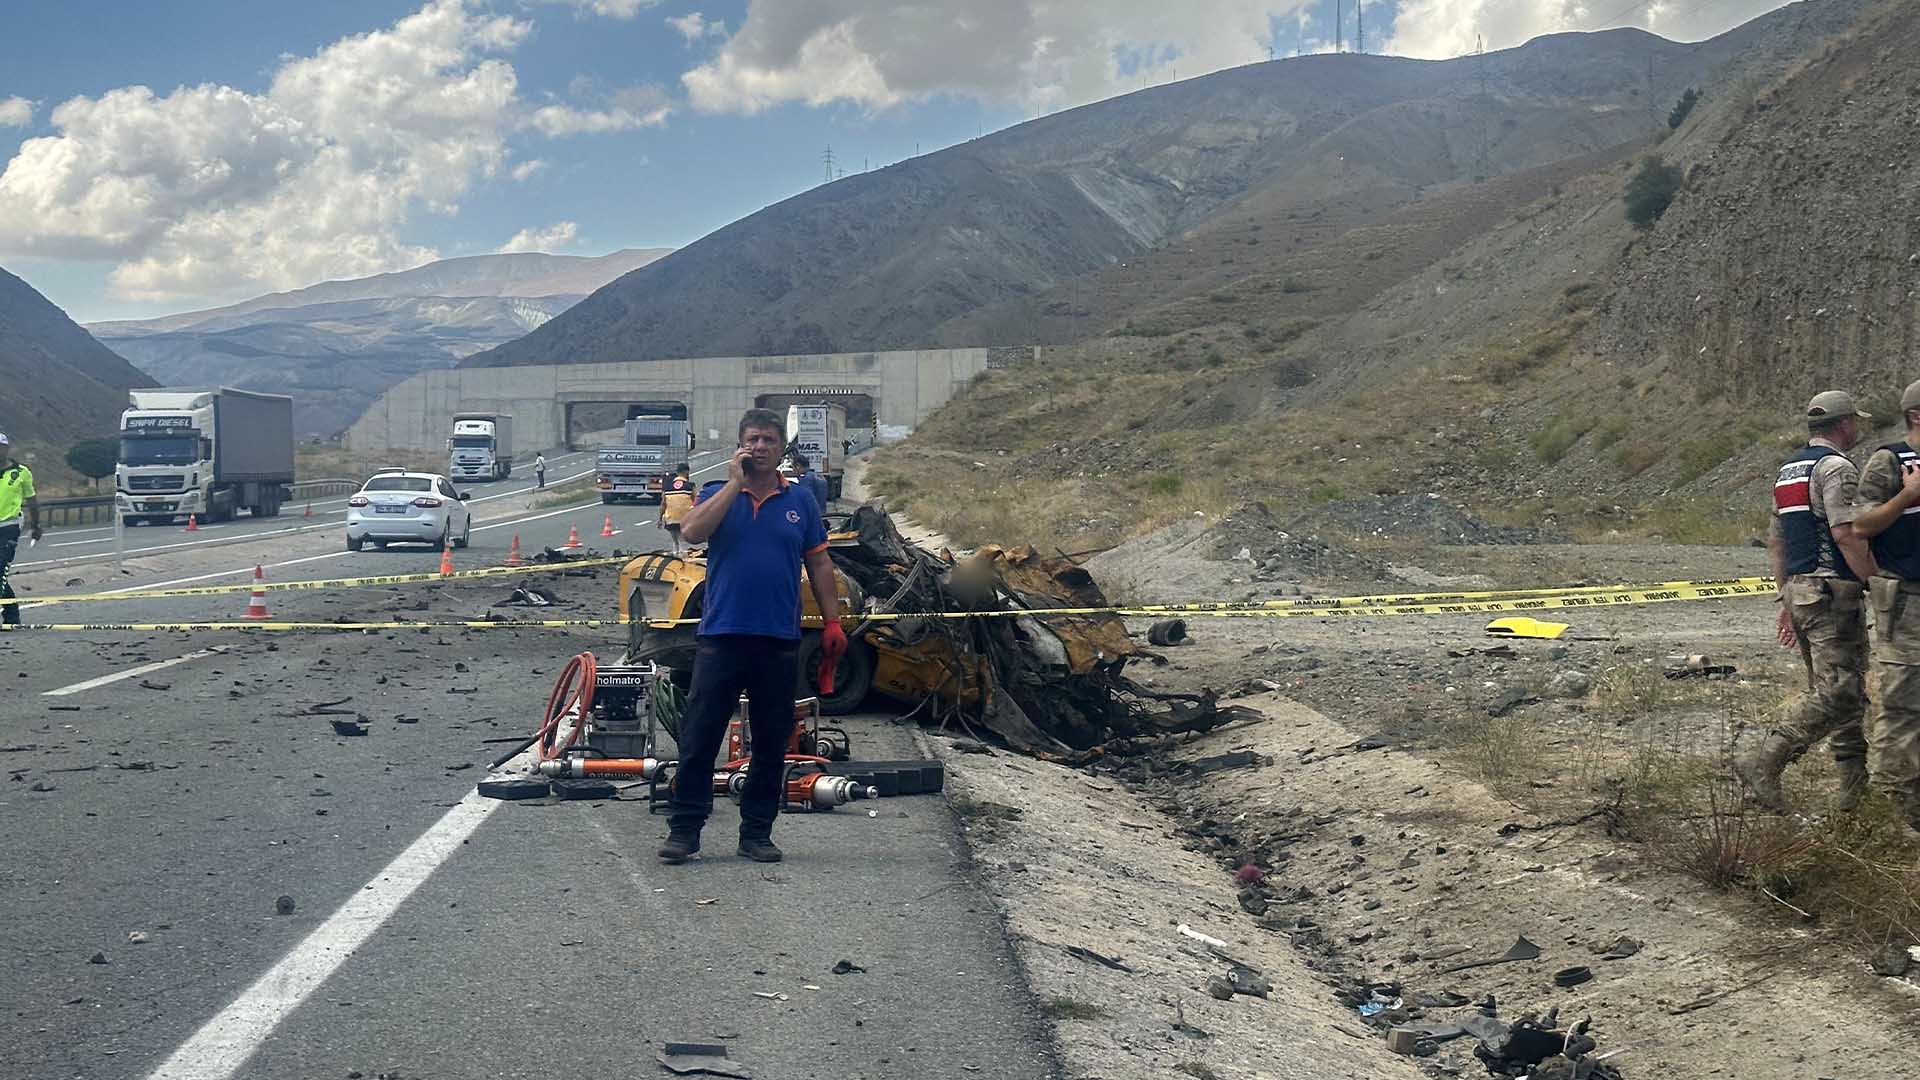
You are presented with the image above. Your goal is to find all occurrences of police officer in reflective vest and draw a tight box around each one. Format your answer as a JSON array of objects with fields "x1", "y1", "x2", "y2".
[
  {"x1": 1843, "y1": 379, "x2": 1920, "y2": 835},
  {"x1": 1736, "y1": 391, "x2": 1878, "y2": 812}
]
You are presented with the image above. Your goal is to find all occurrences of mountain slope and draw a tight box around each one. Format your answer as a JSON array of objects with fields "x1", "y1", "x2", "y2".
[
  {"x1": 856, "y1": 0, "x2": 1890, "y2": 551},
  {"x1": 465, "y1": 6, "x2": 1853, "y2": 370},
  {"x1": 89, "y1": 249, "x2": 670, "y2": 437},
  {"x1": 0, "y1": 266, "x2": 155, "y2": 455}
]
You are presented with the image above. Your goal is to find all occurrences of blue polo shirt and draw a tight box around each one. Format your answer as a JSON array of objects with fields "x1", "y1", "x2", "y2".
[{"x1": 695, "y1": 476, "x2": 828, "y2": 640}]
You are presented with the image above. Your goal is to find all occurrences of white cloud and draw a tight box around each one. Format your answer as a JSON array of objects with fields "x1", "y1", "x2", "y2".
[
  {"x1": 666, "y1": 11, "x2": 727, "y2": 43},
  {"x1": 510, "y1": 158, "x2": 549, "y2": 181},
  {"x1": 1384, "y1": 1, "x2": 1793, "y2": 61},
  {"x1": 539, "y1": 0, "x2": 659, "y2": 18},
  {"x1": 683, "y1": 1, "x2": 1313, "y2": 115},
  {"x1": 528, "y1": 81, "x2": 672, "y2": 135},
  {"x1": 0, "y1": 1, "x2": 652, "y2": 304},
  {"x1": 0, "y1": 97, "x2": 32, "y2": 127},
  {"x1": 495, "y1": 220, "x2": 580, "y2": 252}
]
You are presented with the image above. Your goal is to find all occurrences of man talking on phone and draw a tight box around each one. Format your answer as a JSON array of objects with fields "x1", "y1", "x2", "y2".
[{"x1": 659, "y1": 408, "x2": 846, "y2": 863}]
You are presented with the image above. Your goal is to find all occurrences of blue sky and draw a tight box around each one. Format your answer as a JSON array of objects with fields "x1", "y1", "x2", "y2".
[{"x1": 0, "y1": 1, "x2": 1788, "y2": 322}]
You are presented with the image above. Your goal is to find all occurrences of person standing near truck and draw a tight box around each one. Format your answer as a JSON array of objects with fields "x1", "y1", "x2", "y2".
[
  {"x1": 655, "y1": 462, "x2": 695, "y2": 552},
  {"x1": 0, "y1": 432, "x2": 44, "y2": 627},
  {"x1": 534, "y1": 452, "x2": 547, "y2": 490},
  {"x1": 659, "y1": 409, "x2": 845, "y2": 864},
  {"x1": 1736, "y1": 391, "x2": 1878, "y2": 812},
  {"x1": 793, "y1": 453, "x2": 829, "y2": 514}
]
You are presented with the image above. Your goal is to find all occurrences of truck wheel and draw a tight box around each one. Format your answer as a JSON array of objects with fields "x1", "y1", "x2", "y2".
[
  {"x1": 601, "y1": 494, "x2": 616, "y2": 505},
  {"x1": 346, "y1": 535, "x2": 364, "y2": 552},
  {"x1": 797, "y1": 635, "x2": 874, "y2": 715}
]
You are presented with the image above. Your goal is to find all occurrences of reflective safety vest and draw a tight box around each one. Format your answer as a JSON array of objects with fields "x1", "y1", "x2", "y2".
[
  {"x1": 1871, "y1": 442, "x2": 1920, "y2": 581},
  {"x1": 1774, "y1": 445, "x2": 1854, "y2": 579}
]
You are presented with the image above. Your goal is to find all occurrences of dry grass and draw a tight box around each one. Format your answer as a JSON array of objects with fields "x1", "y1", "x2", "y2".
[{"x1": 1447, "y1": 658, "x2": 1920, "y2": 949}]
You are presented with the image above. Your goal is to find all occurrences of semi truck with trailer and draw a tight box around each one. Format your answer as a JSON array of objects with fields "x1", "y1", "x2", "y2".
[
  {"x1": 784, "y1": 403, "x2": 848, "y2": 499},
  {"x1": 447, "y1": 413, "x2": 515, "y2": 482},
  {"x1": 116, "y1": 387, "x2": 295, "y2": 525},
  {"x1": 596, "y1": 415, "x2": 693, "y2": 504}
]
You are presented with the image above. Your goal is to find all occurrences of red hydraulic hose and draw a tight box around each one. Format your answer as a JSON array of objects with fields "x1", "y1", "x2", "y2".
[{"x1": 536, "y1": 652, "x2": 597, "y2": 761}]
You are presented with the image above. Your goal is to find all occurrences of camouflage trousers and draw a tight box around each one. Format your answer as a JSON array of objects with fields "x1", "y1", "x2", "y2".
[
  {"x1": 1866, "y1": 576, "x2": 1920, "y2": 822},
  {"x1": 1774, "y1": 576, "x2": 1868, "y2": 766}
]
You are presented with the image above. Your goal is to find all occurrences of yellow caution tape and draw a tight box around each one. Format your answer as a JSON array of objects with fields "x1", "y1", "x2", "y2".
[
  {"x1": 0, "y1": 578, "x2": 1771, "y2": 634},
  {"x1": 1117, "y1": 576, "x2": 1774, "y2": 612},
  {"x1": 17, "y1": 556, "x2": 634, "y2": 608}
]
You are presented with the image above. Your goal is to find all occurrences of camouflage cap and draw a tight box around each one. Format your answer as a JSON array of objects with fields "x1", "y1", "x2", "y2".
[
  {"x1": 1806, "y1": 390, "x2": 1870, "y2": 425},
  {"x1": 1901, "y1": 380, "x2": 1920, "y2": 413}
]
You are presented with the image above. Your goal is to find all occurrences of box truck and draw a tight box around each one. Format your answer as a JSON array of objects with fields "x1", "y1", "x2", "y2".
[
  {"x1": 448, "y1": 413, "x2": 514, "y2": 481},
  {"x1": 784, "y1": 403, "x2": 848, "y2": 499},
  {"x1": 596, "y1": 416, "x2": 693, "y2": 504},
  {"x1": 116, "y1": 388, "x2": 295, "y2": 525}
]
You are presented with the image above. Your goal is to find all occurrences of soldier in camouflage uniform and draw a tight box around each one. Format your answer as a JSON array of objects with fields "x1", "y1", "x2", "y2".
[
  {"x1": 1842, "y1": 379, "x2": 1920, "y2": 834},
  {"x1": 1735, "y1": 391, "x2": 1878, "y2": 812}
]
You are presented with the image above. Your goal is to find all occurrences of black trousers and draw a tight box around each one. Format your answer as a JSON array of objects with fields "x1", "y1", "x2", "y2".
[
  {"x1": 0, "y1": 524, "x2": 19, "y2": 625},
  {"x1": 668, "y1": 634, "x2": 800, "y2": 839}
]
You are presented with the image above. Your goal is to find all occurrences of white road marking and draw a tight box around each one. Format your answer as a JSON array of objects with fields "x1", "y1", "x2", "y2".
[
  {"x1": 144, "y1": 754, "x2": 531, "y2": 1080},
  {"x1": 42, "y1": 648, "x2": 226, "y2": 697}
]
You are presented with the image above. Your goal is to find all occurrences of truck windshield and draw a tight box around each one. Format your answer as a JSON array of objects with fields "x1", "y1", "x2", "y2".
[
  {"x1": 450, "y1": 436, "x2": 493, "y2": 449},
  {"x1": 120, "y1": 435, "x2": 199, "y2": 466},
  {"x1": 629, "y1": 435, "x2": 672, "y2": 446}
]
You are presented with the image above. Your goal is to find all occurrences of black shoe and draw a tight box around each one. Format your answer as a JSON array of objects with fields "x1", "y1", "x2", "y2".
[
  {"x1": 658, "y1": 831, "x2": 701, "y2": 863},
  {"x1": 736, "y1": 837, "x2": 783, "y2": 863}
]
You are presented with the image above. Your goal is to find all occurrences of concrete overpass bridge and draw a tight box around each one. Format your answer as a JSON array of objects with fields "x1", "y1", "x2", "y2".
[{"x1": 344, "y1": 347, "x2": 1031, "y2": 452}]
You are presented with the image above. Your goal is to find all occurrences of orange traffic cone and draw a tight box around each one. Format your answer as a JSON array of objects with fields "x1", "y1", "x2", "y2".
[
  {"x1": 438, "y1": 543, "x2": 455, "y2": 577},
  {"x1": 504, "y1": 533, "x2": 524, "y2": 567},
  {"x1": 184, "y1": 514, "x2": 199, "y2": 532},
  {"x1": 563, "y1": 525, "x2": 584, "y2": 550},
  {"x1": 600, "y1": 514, "x2": 618, "y2": 537},
  {"x1": 303, "y1": 502, "x2": 313, "y2": 518},
  {"x1": 242, "y1": 565, "x2": 270, "y2": 620}
]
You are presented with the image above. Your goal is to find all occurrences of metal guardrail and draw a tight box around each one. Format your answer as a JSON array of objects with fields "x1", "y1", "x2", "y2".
[{"x1": 37, "y1": 478, "x2": 360, "y2": 528}]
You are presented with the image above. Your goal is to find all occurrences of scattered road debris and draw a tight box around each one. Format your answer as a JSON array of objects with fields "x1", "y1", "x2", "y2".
[
  {"x1": 1147, "y1": 619, "x2": 1189, "y2": 646},
  {"x1": 830, "y1": 959, "x2": 865, "y2": 975},
  {"x1": 494, "y1": 585, "x2": 557, "y2": 607},
  {"x1": 657, "y1": 1042, "x2": 752, "y2": 1078},
  {"x1": 1439, "y1": 936, "x2": 1543, "y2": 974},
  {"x1": 1062, "y1": 944, "x2": 1134, "y2": 973},
  {"x1": 274, "y1": 895, "x2": 296, "y2": 916}
]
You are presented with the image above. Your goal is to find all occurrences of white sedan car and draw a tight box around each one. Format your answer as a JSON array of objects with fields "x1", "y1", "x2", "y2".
[{"x1": 346, "y1": 470, "x2": 473, "y2": 551}]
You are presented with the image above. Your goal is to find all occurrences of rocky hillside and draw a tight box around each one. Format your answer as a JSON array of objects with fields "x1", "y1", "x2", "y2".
[
  {"x1": 91, "y1": 249, "x2": 669, "y2": 438},
  {"x1": 465, "y1": 13, "x2": 1831, "y2": 370},
  {"x1": 864, "y1": 0, "x2": 1894, "y2": 552},
  {"x1": 1597, "y1": 2, "x2": 1920, "y2": 403},
  {"x1": 0, "y1": 265, "x2": 154, "y2": 458}
]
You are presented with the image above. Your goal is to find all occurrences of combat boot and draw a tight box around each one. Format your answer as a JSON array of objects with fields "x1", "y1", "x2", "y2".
[
  {"x1": 1833, "y1": 759, "x2": 1869, "y2": 812},
  {"x1": 1733, "y1": 732, "x2": 1796, "y2": 812}
]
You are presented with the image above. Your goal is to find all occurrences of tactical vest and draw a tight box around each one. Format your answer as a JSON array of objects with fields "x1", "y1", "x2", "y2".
[
  {"x1": 1871, "y1": 442, "x2": 1920, "y2": 580},
  {"x1": 1774, "y1": 445, "x2": 1855, "y2": 579}
]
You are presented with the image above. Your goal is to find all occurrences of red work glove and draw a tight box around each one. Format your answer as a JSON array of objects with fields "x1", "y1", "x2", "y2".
[{"x1": 818, "y1": 618, "x2": 848, "y2": 695}]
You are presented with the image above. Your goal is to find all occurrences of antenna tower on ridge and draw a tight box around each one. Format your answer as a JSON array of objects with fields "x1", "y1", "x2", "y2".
[{"x1": 822, "y1": 146, "x2": 836, "y2": 184}]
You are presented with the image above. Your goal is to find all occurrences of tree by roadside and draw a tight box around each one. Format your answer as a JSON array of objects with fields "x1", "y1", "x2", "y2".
[
  {"x1": 65, "y1": 438, "x2": 118, "y2": 491},
  {"x1": 1624, "y1": 156, "x2": 1684, "y2": 229}
]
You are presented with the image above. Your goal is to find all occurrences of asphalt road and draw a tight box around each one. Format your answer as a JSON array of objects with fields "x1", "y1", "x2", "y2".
[
  {"x1": 13, "y1": 447, "x2": 603, "y2": 576},
  {"x1": 0, "y1": 458, "x2": 1058, "y2": 1080}
]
